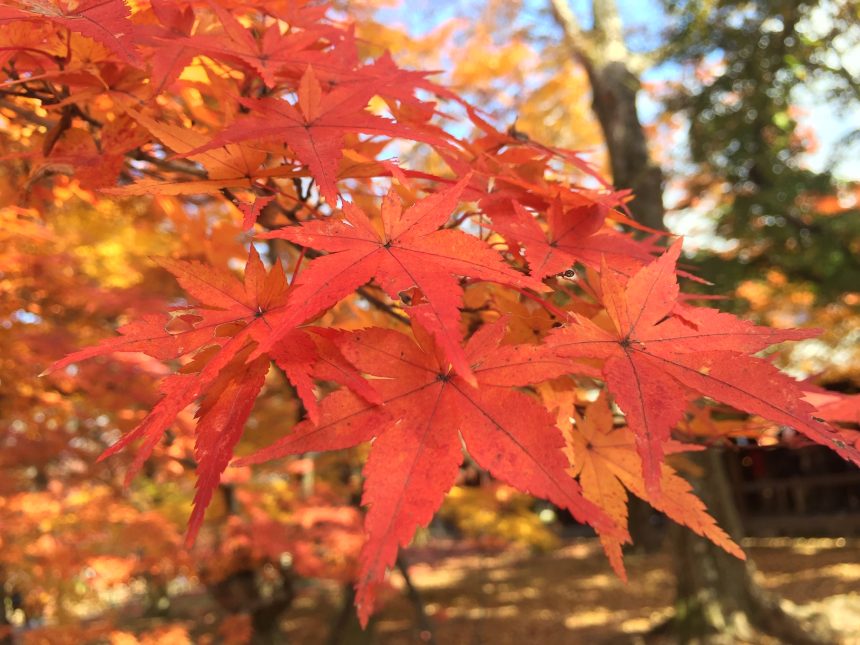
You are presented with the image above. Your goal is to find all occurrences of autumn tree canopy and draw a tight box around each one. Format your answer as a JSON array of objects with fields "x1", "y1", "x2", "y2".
[{"x1": 2, "y1": 0, "x2": 859, "y2": 636}]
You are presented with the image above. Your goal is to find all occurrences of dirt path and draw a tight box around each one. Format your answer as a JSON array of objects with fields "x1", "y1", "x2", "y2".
[{"x1": 283, "y1": 538, "x2": 860, "y2": 644}]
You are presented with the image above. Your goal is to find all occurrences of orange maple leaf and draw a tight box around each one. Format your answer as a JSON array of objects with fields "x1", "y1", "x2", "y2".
[{"x1": 557, "y1": 391, "x2": 744, "y2": 579}]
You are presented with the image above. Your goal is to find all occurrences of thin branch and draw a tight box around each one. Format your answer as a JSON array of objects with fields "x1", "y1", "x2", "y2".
[
  {"x1": 357, "y1": 286, "x2": 410, "y2": 325},
  {"x1": 513, "y1": 285, "x2": 570, "y2": 322},
  {"x1": 396, "y1": 554, "x2": 436, "y2": 645},
  {"x1": 0, "y1": 97, "x2": 212, "y2": 181},
  {"x1": 0, "y1": 98, "x2": 53, "y2": 127},
  {"x1": 549, "y1": 0, "x2": 586, "y2": 44},
  {"x1": 133, "y1": 151, "x2": 208, "y2": 178}
]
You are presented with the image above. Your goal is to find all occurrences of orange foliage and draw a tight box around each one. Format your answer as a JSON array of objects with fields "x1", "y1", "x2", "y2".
[{"x1": 0, "y1": 0, "x2": 856, "y2": 638}]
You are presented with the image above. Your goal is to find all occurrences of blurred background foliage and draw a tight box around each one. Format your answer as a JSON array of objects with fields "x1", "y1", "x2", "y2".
[{"x1": 1, "y1": 1, "x2": 859, "y2": 643}]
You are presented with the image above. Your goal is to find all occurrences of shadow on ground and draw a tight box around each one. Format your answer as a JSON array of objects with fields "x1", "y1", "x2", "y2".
[{"x1": 282, "y1": 538, "x2": 860, "y2": 644}]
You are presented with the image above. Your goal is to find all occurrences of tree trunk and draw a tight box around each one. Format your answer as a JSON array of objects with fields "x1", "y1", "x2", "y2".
[
  {"x1": 208, "y1": 565, "x2": 295, "y2": 645},
  {"x1": 326, "y1": 585, "x2": 376, "y2": 645},
  {"x1": 585, "y1": 60, "x2": 666, "y2": 232},
  {"x1": 667, "y1": 450, "x2": 835, "y2": 644},
  {"x1": 549, "y1": 2, "x2": 835, "y2": 641},
  {"x1": 207, "y1": 485, "x2": 296, "y2": 644},
  {"x1": 550, "y1": 0, "x2": 665, "y2": 231},
  {"x1": 0, "y1": 567, "x2": 13, "y2": 645}
]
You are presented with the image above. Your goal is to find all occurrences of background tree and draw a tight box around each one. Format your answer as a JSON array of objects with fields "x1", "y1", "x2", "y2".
[
  {"x1": 663, "y1": 0, "x2": 860, "y2": 302},
  {"x1": 658, "y1": 4, "x2": 860, "y2": 638}
]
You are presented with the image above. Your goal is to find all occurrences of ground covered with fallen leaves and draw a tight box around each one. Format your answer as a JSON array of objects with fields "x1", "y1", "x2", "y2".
[{"x1": 284, "y1": 537, "x2": 860, "y2": 644}]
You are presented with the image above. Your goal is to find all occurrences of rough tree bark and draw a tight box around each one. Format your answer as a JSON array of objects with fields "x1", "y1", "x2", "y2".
[
  {"x1": 549, "y1": 0, "x2": 665, "y2": 232},
  {"x1": 0, "y1": 567, "x2": 13, "y2": 645},
  {"x1": 207, "y1": 484, "x2": 296, "y2": 645},
  {"x1": 666, "y1": 450, "x2": 834, "y2": 643},
  {"x1": 548, "y1": 1, "x2": 834, "y2": 641}
]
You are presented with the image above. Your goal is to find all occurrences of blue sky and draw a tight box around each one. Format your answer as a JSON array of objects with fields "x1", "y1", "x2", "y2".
[{"x1": 373, "y1": 0, "x2": 859, "y2": 181}]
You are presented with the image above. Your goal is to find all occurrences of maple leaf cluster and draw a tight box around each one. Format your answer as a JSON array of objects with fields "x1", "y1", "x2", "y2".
[{"x1": 2, "y1": 0, "x2": 858, "y2": 627}]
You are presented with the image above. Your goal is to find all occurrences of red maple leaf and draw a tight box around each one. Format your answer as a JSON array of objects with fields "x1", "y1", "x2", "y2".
[
  {"x1": 237, "y1": 319, "x2": 625, "y2": 625},
  {"x1": 804, "y1": 388, "x2": 860, "y2": 426},
  {"x1": 537, "y1": 240, "x2": 860, "y2": 494},
  {"x1": 47, "y1": 248, "x2": 379, "y2": 542},
  {"x1": 259, "y1": 177, "x2": 549, "y2": 383},
  {"x1": 292, "y1": 47, "x2": 460, "y2": 109},
  {"x1": 135, "y1": 0, "x2": 198, "y2": 94},
  {"x1": 489, "y1": 200, "x2": 656, "y2": 278},
  {"x1": 189, "y1": 0, "x2": 327, "y2": 88},
  {"x1": 0, "y1": 0, "x2": 140, "y2": 65},
  {"x1": 186, "y1": 65, "x2": 452, "y2": 204}
]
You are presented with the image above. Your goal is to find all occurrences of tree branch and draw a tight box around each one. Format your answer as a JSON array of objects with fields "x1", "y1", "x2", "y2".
[
  {"x1": 131, "y1": 151, "x2": 208, "y2": 178},
  {"x1": 396, "y1": 554, "x2": 436, "y2": 644},
  {"x1": 549, "y1": 0, "x2": 658, "y2": 74},
  {"x1": 592, "y1": 0, "x2": 626, "y2": 55},
  {"x1": 0, "y1": 98, "x2": 53, "y2": 128},
  {"x1": 548, "y1": 0, "x2": 592, "y2": 64}
]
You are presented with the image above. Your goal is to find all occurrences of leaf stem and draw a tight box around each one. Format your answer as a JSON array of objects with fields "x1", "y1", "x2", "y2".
[
  {"x1": 290, "y1": 246, "x2": 306, "y2": 286},
  {"x1": 514, "y1": 286, "x2": 571, "y2": 322}
]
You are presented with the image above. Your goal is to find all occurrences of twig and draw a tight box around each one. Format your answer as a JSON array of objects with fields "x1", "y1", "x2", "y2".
[
  {"x1": 513, "y1": 285, "x2": 570, "y2": 322},
  {"x1": 396, "y1": 554, "x2": 436, "y2": 644},
  {"x1": 357, "y1": 286, "x2": 410, "y2": 325},
  {"x1": 0, "y1": 98, "x2": 54, "y2": 127}
]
